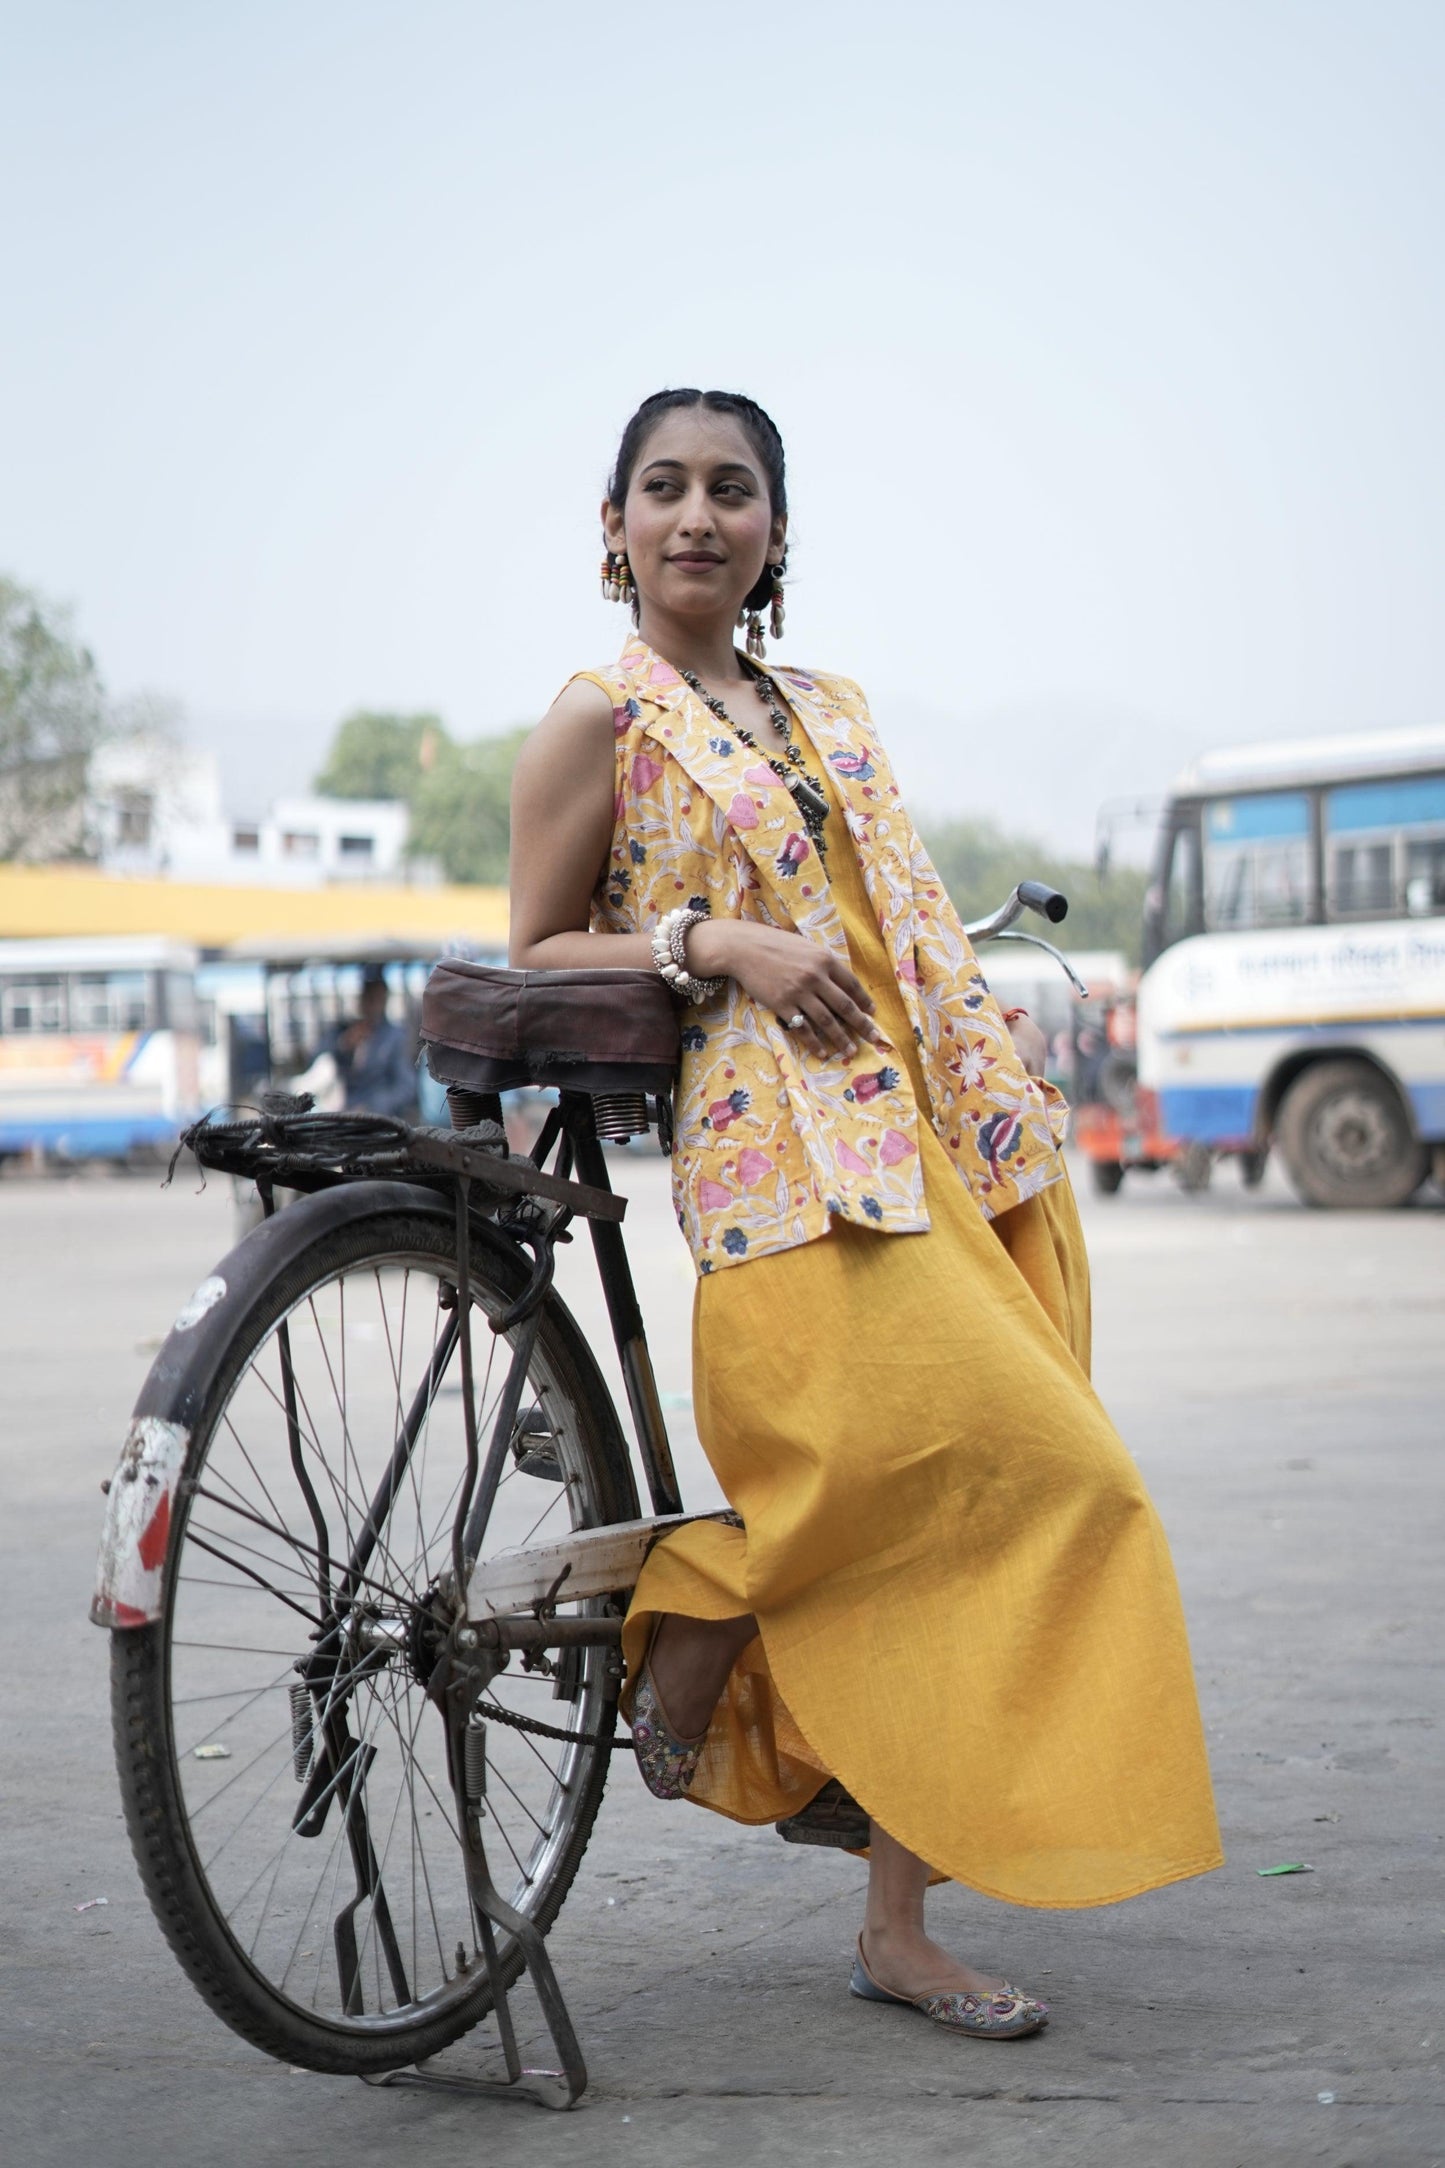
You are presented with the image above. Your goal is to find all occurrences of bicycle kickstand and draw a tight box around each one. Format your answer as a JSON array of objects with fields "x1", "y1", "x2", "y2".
[{"x1": 362, "y1": 1723, "x2": 587, "y2": 2111}]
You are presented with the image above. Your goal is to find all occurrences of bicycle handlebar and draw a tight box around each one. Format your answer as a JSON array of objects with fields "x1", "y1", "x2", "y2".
[
  {"x1": 962, "y1": 881, "x2": 1069, "y2": 943},
  {"x1": 962, "y1": 881, "x2": 1089, "y2": 1000},
  {"x1": 1016, "y1": 880, "x2": 1069, "y2": 924}
]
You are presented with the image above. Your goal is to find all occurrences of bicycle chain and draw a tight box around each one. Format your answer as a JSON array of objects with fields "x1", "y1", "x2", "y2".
[{"x1": 480, "y1": 1695, "x2": 635, "y2": 1753}]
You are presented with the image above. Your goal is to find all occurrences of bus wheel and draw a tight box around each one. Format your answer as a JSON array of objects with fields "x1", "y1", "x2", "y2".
[
  {"x1": 1173, "y1": 1144, "x2": 1213, "y2": 1193},
  {"x1": 1091, "y1": 1160, "x2": 1125, "y2": 1196},
  {"x1": 1277, "y1": 1059, "x2": 1428, "y2": 1209}
]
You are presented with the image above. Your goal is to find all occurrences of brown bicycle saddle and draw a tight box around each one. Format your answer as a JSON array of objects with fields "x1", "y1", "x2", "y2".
[{"x1": 420, "y1": 960, "x2": 681, "y2": 1098}]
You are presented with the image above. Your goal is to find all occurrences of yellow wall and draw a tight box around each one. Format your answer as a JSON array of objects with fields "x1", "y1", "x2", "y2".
[{"x1": 0, "y1": 864, "x2": 509, "y2": 949}]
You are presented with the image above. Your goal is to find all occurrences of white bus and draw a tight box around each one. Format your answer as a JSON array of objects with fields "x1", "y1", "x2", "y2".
[
  {"x1": 0, "y1": 936, "x2": 204, "y2": 1162},
  {"x1": 1136, "y1": 726, "x2": 1445, "y2": 1207}
]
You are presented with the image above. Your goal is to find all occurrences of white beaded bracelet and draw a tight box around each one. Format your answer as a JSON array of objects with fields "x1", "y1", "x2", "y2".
[{"x1": 650, "y1": 907, "x2": 725, "y2": 1003}]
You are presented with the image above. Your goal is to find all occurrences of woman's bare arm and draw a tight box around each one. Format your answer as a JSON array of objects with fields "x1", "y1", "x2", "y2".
[{"x1": 509, "y1": 678, "x2": 653, "y2": 971}]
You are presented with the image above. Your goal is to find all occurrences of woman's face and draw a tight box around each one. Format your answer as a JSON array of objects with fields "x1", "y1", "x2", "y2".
[{"x1": 603, "y1": 407, "x2": 785, "y2": 629}]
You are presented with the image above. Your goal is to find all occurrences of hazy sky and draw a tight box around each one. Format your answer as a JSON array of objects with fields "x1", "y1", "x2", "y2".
[{"x1": 4, "y1": 1, "x2": 1442, "y2": 856}]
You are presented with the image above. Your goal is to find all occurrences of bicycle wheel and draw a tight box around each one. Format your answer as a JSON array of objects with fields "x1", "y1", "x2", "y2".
[{"x1": 112, "y1": 1191, "x2": 637, "y2": 2075}]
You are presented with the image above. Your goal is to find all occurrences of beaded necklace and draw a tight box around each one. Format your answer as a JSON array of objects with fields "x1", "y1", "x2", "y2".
[{"x1": 677, "y1": 662, "x2": 830, "y2": 857}]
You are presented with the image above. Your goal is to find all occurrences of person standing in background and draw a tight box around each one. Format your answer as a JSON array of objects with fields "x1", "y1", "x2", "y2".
[{"x1": 334, "y1": 965, "x2": 418, "y2": 1119}]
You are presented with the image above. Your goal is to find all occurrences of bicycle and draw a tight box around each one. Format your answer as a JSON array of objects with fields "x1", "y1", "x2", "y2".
[{"x1": 92, "y1": 881, "x2": 1077, "y2": 2111}]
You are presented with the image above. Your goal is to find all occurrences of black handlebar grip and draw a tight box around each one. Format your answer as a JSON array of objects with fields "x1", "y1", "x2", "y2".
[{"x1": 1018, "y1": 880, "x2": 1068, "y2": 923}]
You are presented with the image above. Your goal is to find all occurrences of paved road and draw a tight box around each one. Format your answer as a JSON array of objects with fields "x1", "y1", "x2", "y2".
[{"x1": 2, "y1": 1154, "x2": 1442, "y2": 2168}]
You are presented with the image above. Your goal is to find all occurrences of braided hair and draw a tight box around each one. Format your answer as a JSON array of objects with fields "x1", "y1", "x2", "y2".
[{"x1": 606, "y1": 388, "x2": 788, "y2": 615}]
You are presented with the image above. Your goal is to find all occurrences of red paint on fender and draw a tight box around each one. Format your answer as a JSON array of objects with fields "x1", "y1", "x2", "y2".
[{"x1": 137, "y1": 1489, "x2": 171, "y2": 1571}]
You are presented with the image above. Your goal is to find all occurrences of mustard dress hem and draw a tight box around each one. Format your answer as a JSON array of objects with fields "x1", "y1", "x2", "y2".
[{"x1": 622, "y1": 721, "x2": 1223, "y2": 1911}]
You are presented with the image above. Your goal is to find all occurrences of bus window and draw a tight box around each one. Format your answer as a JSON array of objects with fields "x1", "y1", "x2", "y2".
[
  {"x1": 1405, "y1": 838, "x2": 1445, "y2": 914},
  {"x1": 163, "y1": 971, "x2": 199, "y2": 1033},
  {"x1": 1202, "y1": 792, "x2": 1312, "y2": 930},
  {"x1": 68, "y1": 972, "x2": 152, "y2": 1032},
  {"x1": 113, "y1": 972, "x2": 150, "y2": 1029},
  {"x1": 1, "y1": 978, "x2": 66, "y2": 1032},
  {"x1": 1326, "y1": 773, "x2": 1445, "y2": 920},
  {"x1": 72, "y1": 975, "x2": 116, "y2": 1030}
]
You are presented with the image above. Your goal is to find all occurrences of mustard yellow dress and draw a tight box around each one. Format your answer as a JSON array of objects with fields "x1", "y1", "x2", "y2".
[{"x1": 622, "y1": 746, "x2": 1223, "y2": 1911}]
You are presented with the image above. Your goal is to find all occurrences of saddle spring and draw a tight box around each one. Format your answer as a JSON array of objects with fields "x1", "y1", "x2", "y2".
[{"x1": 589, "y1": 1092, "x2": 652, "y2": 1143}]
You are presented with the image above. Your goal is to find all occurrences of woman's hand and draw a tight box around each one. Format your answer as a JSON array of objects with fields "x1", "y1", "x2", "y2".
[
  {"x1": 689, "y1": 920, "x2": 882, "y2": 1060},
  {"x1": 1004, "y1": 1012, "x2": 1049, "y2": 1078}
]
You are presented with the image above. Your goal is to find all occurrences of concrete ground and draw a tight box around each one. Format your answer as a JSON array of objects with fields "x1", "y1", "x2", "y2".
[{"x1": 1, "y1": 1149, "x2": 1442, "y2": 2168}]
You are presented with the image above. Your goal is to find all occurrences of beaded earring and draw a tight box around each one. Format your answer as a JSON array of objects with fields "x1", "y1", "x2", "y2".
[
  {"x1": 769, "y1": 561, "x2": 786, "y2": 645},
  {"x1": 600, "y1": 552, "x2": 633, "y2": 605},
  {"x1": 738, "y1": 559, "x2": 784, "y2": 660}
]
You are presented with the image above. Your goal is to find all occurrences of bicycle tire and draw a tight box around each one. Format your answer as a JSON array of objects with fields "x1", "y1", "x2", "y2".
[{"x1": 111, "y1": 1192, "x2": 637, "y2": 2075}]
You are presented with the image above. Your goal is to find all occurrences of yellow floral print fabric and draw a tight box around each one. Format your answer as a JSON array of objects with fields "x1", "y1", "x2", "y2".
[{"x1": 575, "y1": 635, "x2": 1068, "y2": 1275}]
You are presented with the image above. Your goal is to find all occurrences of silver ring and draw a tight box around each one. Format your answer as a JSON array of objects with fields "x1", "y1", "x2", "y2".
[{"x1": 786, "y1": 1012, "x2": 807, "y2": 1031}]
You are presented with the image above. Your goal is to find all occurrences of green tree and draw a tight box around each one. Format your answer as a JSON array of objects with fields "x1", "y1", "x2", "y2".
[
  {"x1": 0, "y1": 575, "x2": 109, "y2": 860},
  {"x1": 313, "y1": 709, "x2": 451, "y2": 801},
  {"x1": 313, "y1": 706, "x2": 526, "y2": 884},
  {"x1": 919, "y1": 815, "x2": 1149, "y2": 964},
  {"x1": 407, "y1": 727, "x2": 528, "y2": 885}
]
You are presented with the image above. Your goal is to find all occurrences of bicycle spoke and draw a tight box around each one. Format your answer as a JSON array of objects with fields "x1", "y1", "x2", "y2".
[
  {"x1": 484, "y1": 1754, "x2": 549, "y2": 1845},
  {"x1": 174, "y1": 1638, "x2": 310, "y2": 1658},
  {"x1": 186, "y1": 1480, "x2": 411, "y2": 1613},
  {"x1": 184, "y1": 1513, "x2": 333, "y2": 1602},
  {"x1": 183, "y1": 1531, "x2": 322, "y2": 1630},
  {"x1": 350, "y1": 1676, "x2": 432, "y2": 2000},
  {"x1": 173, "y1": 1679, "x2": 297, "y2": 1708},
  {"x1": 176, "y1": 1661, "x2": 294, "y2": 1759}
]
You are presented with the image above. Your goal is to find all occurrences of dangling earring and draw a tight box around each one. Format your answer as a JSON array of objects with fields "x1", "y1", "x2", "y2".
[
  {"x1": 739, "y1": 559, "x2": 783, "y2": 660},
  {"x1": 768, "y1": 561, "x2": 786, "y2": 645},
  {"x1": 600, "y1": 551, "x2": 633, "y2": 605}
]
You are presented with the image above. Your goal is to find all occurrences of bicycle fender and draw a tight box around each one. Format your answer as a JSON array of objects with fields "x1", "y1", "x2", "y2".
[
  {"x1": 91, "y1": 1181, "x2": 453, "y2": 1630},
  {"x1": 93, "y1": 1416, "x2": 191, "y2": 1628}
]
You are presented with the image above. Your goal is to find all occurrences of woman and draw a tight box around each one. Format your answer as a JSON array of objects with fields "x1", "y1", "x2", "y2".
[{"x1": 509, "y1": 388, "x2": 1222, "y2": 2040}]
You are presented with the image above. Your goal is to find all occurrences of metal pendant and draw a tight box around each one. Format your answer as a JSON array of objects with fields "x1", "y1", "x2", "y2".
[{"x1": 789, "y1": 776, "x2": 830, "y2": 827}]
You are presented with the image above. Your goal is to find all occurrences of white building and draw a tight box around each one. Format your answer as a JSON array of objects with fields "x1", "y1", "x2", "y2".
[
  {"x1": 229, "y1": 794, "x2": 411, "y2": 884},
  {"x1": 90, "y1": 736, "x2": 414, "y2": 887}
]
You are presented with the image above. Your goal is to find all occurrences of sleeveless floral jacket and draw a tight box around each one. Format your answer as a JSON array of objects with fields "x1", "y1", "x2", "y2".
[{"x1": 576, "y1": 635, "x2": 1068, "y2": 1275}]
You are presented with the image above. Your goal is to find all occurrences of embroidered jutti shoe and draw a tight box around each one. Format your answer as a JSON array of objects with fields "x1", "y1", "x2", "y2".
[
  {"x1": 630, "y1": 1655, "x2": 706, "y2": 1800},
  {"x1": 849, "y1": 1936, "x2": 1049, "y2": 2039}
]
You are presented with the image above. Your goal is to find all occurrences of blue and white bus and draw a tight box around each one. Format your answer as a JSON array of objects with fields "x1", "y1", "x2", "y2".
[
  {"x1": 0, "y1": 936, "x2": 204, "y2": 1162},
  {"x1": 1136, "y1": 727, "x2": 1445, "y2": 1207}
]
